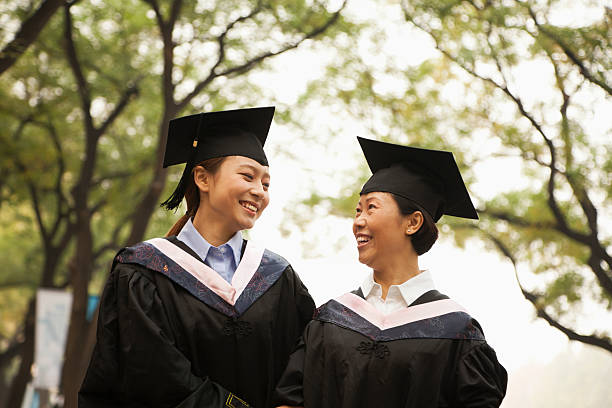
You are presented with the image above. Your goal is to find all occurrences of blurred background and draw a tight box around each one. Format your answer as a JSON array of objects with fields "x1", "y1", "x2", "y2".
[{"x1": 0, "y1": 0, "x2": 610, "y2": 407}]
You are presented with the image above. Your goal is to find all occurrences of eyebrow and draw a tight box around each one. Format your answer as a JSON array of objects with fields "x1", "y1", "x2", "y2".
[
  {"x1": 356, "y1": 196, "x2": 377, "y2": 208},
  {"x1": 238, "y1": 164, "x2": 270, "y2": 179}
]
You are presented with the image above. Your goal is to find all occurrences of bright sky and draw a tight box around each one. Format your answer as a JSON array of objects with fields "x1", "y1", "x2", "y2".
[{"x1": 245, "y1": 1, "x2": 611, "y2": 407}]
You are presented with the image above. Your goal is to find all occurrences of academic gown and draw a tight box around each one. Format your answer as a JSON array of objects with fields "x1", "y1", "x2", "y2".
[
  {"x1": 274, "y1": 289, "x2": 507, "y2": 408},
  {"x1": 79, "y1": 236, "x2": 315, "y2": 408}
]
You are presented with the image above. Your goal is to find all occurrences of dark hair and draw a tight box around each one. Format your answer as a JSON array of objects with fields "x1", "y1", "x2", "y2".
[
  {"x1": 166, "y1": 157, "x2": 226, "y2": 236},
  {"x1": 390, "y1": 193, "x2": 438, "y2": 255}
]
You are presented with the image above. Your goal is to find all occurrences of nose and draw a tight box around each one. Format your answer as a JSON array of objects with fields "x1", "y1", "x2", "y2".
[
  {"x1": 250, "y1": 181, "x2": 265, "y2": 199},
  {"x1": 353, "y1": 212, "x2": 365, "y2": 231}
]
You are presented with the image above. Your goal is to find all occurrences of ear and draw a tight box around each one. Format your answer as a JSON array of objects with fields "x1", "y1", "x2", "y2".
[
  {"x1": 193, "y1": 166, "x2": 212, "y2": 193},
  {"x1": 404, "y1": 211, "x2": 424, "y2": 236}
]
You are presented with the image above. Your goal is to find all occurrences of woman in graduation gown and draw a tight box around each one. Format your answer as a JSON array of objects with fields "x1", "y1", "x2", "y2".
[
  {"x1": 274, "y1": 137, "x2": 507, "y2": 408},
  {"x1": 79, "y1": 107, "x2": 315, "y2": 408}
]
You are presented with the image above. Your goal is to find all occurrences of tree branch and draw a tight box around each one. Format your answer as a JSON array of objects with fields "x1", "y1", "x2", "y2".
[
  {"x1": 11, "y1": 119, "x2": 50, "y2": 242},
  {"x1": 177, "y1": 0, "x2": 347, "y2": 112},
  {"x1": 481, "y1": 207, "x2": 591, "y2": 244},
  {"x1": 168, "y1": 0, "x2": 184, "y2": 31},
  {"x1": 537, "y1": 27, "x2": 602, "y2": 244},
  {"x1": 93, "y1": 213, "x2": 131, "y2": 261},
  {"x1": 466, "y1": 224, "x2": 612, "y2": 353},
  {"x1": 55, "y1": 215, "x2": 76, "y2": 255},
  {"x1": 0, "y1": 279, "x2": 39, "y2": 290},
  {"x1": 405, "y1": 8, "x2": 590, "y2": 253},
  {"x1": 142, "y1": 0, "x2": 164, "y2": 28},
  {"x1": 484, "y1": 23, "x2": 509, "y2": 90},
  {"x1": 175, "y1": 1, "x2": 264, "y2": 112},
  {"x1": 523, "y1": 289, "x2": 612, "y2": 352},
  {"x1": 90, "y1": 171, "x2": 133, "y2": 186},
  {"x1": 36, "y1": 118, "x2": 72, "y2": 241},
  {"x1": 63, "y1": 2, "x2": 93, "y2": 133},
  {"x1": 96, "y1": 82, "x2": 140, "y2": 137},
  {"x1": 219, "y1": 0, "x2": 347, "y2": 78},
  {"x1": 0, "y1": 0, "x2": 66, "y2": 75},
  {"x1": 526, "y1": 5, "x2": 612, "y2": 97},
  {"x1": 90, "y1": 197, "x2": 106, "y2": 216},
  {"x1": 143, "y1": 0, "x2": 180, "y2": 112},
  {"x1": 27, "y1": 178, "x2": 48, "y2": 242},
  {"x1": 404, "y1": 9, "x2": 554, "y2": 145},
  {"x1": 587, "y1": 253, "x2": 612, "y2": 299}
]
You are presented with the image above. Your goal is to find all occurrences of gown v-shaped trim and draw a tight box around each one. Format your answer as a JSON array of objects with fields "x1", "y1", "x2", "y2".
[
  {"x1": 335, "y1": 292, "x2": 468, "y2": 330},
  {"x1": 314, "y1": 292, "x2": 484, "y2": 341},
  {"x1": 115, "y1": 237, "x2": 290, "y2": 317},
  {"x1": 145, "y1": 237, "x2": 265, "y2": 306}
]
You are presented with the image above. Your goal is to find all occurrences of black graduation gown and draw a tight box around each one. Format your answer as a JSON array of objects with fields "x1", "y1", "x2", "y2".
[
  {"x1": 274, "y1": 289, "x2": 507, "y2": 408},
  {"x1": 79, "y1": 236, "x2": 315, "y2": 408}
]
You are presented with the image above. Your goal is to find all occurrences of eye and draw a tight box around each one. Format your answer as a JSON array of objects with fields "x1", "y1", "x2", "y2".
[
  {"x1": 368, "y1": 203, "x2": 376, "y2": 210},
  {"x1": 240, "y1": 173, "x2": 254, "y2": 180}
]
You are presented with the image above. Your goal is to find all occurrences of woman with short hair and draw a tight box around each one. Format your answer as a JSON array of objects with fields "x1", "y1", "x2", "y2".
[{"x1": 274, "y1": 136, "x2": 507, "y2": 408}]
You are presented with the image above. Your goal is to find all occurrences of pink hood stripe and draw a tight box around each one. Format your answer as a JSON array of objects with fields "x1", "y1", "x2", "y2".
[
  {"x1": 335, "y1": 292, "x2": 468, "y2": 331},
  {"x1": 145, "y1": 238, "x2": 265, "y2": 306}
]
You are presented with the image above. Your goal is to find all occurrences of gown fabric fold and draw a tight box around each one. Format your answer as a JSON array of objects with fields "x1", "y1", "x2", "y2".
[
  {"x1": 273, "y1": 289, "x2": 507, "y2": 408},
  {"x1": 79, "y1": 236, "x2": 315, "y2": 408}
]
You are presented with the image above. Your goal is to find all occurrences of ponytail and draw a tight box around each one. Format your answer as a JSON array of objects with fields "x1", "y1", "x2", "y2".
[{"x1": 166, "y1": 157, "x2": 226, "y2": 236}]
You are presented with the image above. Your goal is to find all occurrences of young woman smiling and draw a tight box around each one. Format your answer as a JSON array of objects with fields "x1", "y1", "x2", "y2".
[
  {"x1": 80, "y1": 107, "x2": 315, "y2": 408},
  {"x1": 274, "y1": 137, "x2": 507, "y2": 408}
]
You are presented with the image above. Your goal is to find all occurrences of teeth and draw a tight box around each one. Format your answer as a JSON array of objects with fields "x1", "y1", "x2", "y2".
[
  {"x1": 357, "y1": 236, "x2": 369, "y2": 243},
  {"x1": 242, "y1": 202, "x2": 257, "y2": 212}
]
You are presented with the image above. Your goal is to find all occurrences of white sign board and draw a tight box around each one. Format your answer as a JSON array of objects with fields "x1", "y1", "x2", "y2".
[{"x1": 33, "y1": 289, "x2": 73, "y2": 389}]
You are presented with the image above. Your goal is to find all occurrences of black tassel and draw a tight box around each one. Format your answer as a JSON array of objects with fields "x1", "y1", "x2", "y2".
[
  {"x1": 160, "y1": 164, "x2": 192, "y2": 211},
  {"x1": 161, "y1": 113, "x2": 204, "y2": 211}
]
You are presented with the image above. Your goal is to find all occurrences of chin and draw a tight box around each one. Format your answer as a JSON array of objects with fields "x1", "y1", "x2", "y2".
[
  {"x1": 357, "y1": 253, "x2": 374, "y2": 268},
  {"x1": 238, "y1": 218, "x2": 257, "y2": 230}
]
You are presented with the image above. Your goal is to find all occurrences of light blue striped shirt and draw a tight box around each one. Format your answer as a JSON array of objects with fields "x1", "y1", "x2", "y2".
[{"x1": 177, "y1": 218, "x2": 243, "y2": 283}]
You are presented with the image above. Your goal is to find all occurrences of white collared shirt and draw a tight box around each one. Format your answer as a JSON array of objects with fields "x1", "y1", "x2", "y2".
[
  {"x1": 176, "y1": 219, "x2": 243, "y2": 283},
  {"x1": 360, "y1": 270, "x2": 436, "y2": 315}
]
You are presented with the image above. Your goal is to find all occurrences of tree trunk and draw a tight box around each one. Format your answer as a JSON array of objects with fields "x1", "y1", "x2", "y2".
[
  {"x1": 4, "y1": 241, "x2": 65, "y2": 408},
  {"x1": 60, "y1": 214, "x2": 93, "y2": 408},
  {"x1": 5, "y1": 300, "x2": 35, "y2": 408},
  {"x1": 0, "y1": 336, "x2": 24, "y2": 407}
]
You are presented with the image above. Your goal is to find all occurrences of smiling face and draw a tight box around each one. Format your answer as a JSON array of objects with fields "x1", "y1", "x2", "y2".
[
  {"x1": 353, "y1": 192, "x2": 414, "y2": 270},
  {"x1": 195, "y1": 155, "x2": 270, "y2": 240}
]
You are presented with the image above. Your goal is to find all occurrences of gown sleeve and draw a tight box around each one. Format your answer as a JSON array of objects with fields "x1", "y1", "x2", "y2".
[
  {"x1": 454, "y1": 342, "x2": 508, "y2": 408},
  {"x1": 291, "y1": 266, "x2": 316, "y2": 333},
  {"x1": 270, "y1": 267, "x2": 314, "y2": 407},
  {"x1": 79, "y1": 263, "x2": 250, "y2": 408},
  {"x1": 271, "y1": 326, "x2": 310, "y2": 406}
]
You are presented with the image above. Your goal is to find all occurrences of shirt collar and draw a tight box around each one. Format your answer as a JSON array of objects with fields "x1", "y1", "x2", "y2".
[
  {"x1": 176, "y1": 218, "x2": 243, "y2": 266},
  {"x1": 361, "y1": 274, "x2": 378, "y2": 298},
  {"x1": 360, "y1": 270, "x2": 436, "y2": 307}
]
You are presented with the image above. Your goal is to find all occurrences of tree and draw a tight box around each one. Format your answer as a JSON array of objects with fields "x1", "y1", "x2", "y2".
[
  {"x1": 291, "y1": 0, "x2": 611, "y2": 352},
  {"x1": 401, "y1": 0, "x2": 611, "y2": 353},
  {"x1": 0, "y1": 0, "x2": 66, "y2": 75},
  {"x1": 0, "y1": 0, "x2": 350, "y2": 407}
]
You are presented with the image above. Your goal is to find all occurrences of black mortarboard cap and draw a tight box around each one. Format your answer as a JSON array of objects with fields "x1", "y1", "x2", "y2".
[
  {"x1": 357, "y1": 136, "x2": 478, "y2": 222},
  {"x1": 161, "y1": 106, "x2": 275, "y2": 211}
]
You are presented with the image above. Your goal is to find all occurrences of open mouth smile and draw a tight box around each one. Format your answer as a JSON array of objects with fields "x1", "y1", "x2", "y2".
[
  {"x1": 355, "y1": 233, "x2": 371, "y2": 248},
  {"x1": 240, "y1": 200, "x2": 259, "y2": 215}
]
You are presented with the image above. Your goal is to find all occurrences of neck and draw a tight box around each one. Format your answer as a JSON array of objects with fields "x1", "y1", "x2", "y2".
[
  {"x1": 191, "y1": 208, "x2": 237, "y2": 247},
  {"x1": 372, "y1": 251, "x2": 420, "y2": 300}
]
